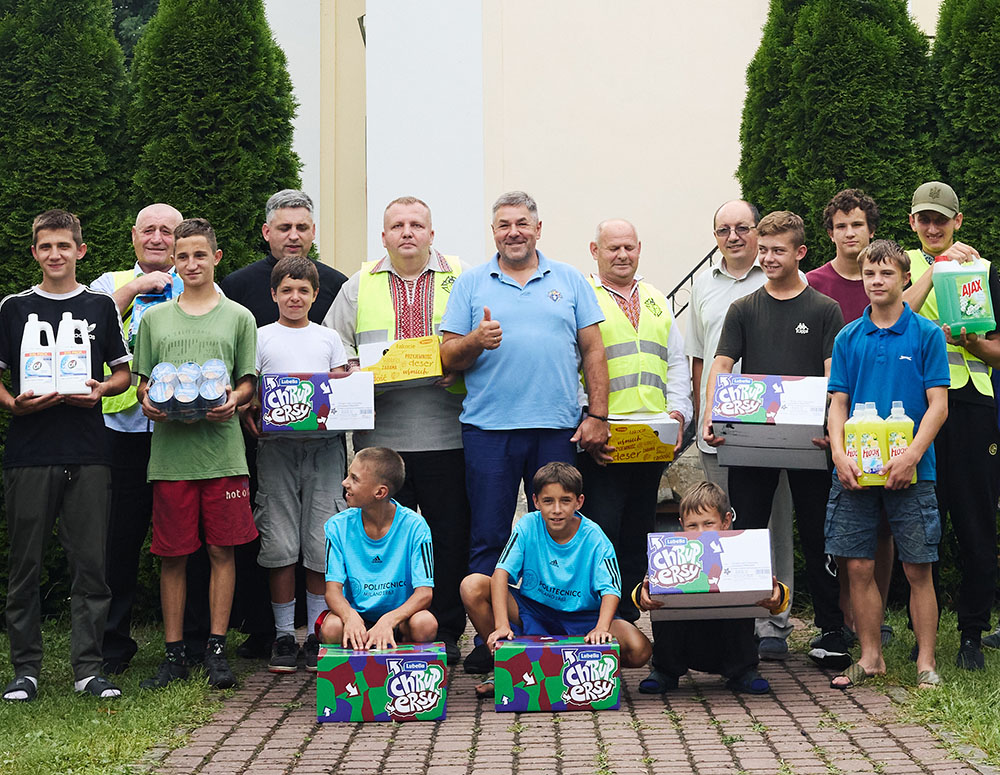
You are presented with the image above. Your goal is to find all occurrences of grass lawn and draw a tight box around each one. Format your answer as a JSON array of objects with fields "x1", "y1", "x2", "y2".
[{"x1": 0, "y1": 622, "x2": 226, "y2": 775}]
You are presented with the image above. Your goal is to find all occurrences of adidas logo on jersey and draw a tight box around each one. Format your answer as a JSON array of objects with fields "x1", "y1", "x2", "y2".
[
  {"x1": 795, "y1": 322, "x2": 809, "y2": 334},
  {"x1": 549, "y1": 559, "x2": 559, "y2": 567},
  {"x1": 372, "y1": 555, "x2": 383, "y2": 563}
]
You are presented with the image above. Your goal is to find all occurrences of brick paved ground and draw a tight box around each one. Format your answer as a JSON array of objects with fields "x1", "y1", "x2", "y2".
[{"x1": 145, "y1": 619, "x2": 996, "y2": 775}]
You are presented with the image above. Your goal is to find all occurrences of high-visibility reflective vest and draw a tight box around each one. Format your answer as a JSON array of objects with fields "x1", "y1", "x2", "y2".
[
  {"x1": 355, "y1": 257, "x2": 464, "y2": 393},
  {"x1": 102, "y1": 270, "x2": 139, "y2": 414},
  {"x1": 589, "y1": 276, "x2": 673, "y2": 414},
  {"x1": 908, "y1": 249, "x2": 990, "y2": 396}
]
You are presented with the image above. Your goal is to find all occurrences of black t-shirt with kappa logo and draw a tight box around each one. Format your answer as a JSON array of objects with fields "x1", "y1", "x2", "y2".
[{"x1": 715, "y1": 285, "x2": 845, "y2": 376}]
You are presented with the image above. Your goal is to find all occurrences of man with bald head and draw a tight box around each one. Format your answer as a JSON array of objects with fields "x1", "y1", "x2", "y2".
[
  {"x1": 91, "y1": 203, "x2": 185, "y2": 674},
  {"x1": 580, "y1": 219, "x2": 691, "y2": 625},
  {"x1": 685, "y1": 200, "x2": 797, "y2": 662}
]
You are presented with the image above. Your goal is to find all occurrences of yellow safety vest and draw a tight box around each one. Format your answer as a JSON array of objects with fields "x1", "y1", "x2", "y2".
[
  {"x1": 907, "y1": 249, "x2": 991, "y2": 396},
  {"x1": 355, "y1": 257, "x2": 464, "y2": 394},
  {"x1": 589, "y1": 277, "x2": 673, "y2": 414},
  {"x1": 102, "y1": 269, "x2": 140, "y2": 414}
]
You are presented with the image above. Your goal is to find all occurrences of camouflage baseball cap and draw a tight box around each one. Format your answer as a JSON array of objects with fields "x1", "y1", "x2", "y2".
[{"x1": 911, "y1": 181, "x2": 960, "y2": 218}]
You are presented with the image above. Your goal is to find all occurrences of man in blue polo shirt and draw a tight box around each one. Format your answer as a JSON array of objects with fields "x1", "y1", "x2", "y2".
[
  {"x1": 440, "y1": 191, "x2": 610, "y2": 672},
  {"x1": 825, "y1": 239, "x2": 949, "y2": 690}
]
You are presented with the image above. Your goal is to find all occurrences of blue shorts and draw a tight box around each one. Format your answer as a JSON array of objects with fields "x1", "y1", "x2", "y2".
[
  {"x1": 824, "y1": 475, "x2": 940, "y2": 564},
  {"x1": 510, "y1": 587, "x2": 611, "y2": 636}
]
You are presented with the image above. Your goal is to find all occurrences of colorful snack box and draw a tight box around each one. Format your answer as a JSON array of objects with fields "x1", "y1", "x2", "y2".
[
  {"x1": 316, "y1": 643, "x2": 447, "y2": 723},
  {"x1": 494, "y1": 636, "x2": 620, "y2": 713},
  {"x1": 260, "y1": 371, "x2": 375, "y2": 433},
  {"x1": 358, "y1": 336, "x2": 443, "y2": 389},
  {"x1": 646, "y1": 529, "x2": 773, "y2": 620},
  {"x1": 711, "y1": 373, "x2": 828, "y2": 470},
  {"x1": 607, "y1": 413, "x2": 679, "y2": 463}
]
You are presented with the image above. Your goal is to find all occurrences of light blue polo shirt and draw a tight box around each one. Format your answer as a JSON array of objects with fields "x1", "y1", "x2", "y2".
[
  {"x1": 828, "y1": 303, "x2": 950, "y2": 481},
  {"x1": 440, "y1": 252, "x2": 604, "y2": 429}
]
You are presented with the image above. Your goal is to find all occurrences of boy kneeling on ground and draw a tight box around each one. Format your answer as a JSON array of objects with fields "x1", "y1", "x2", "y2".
[
  {"x1": 317, "y1": 447, "x2": 438, "y2": 649},
  {"x1": 461, "y1": 461, "x2": 652, "y2": 697},
  {"x1": 636, "y1": 481, "x2": 789, "y2": 695}
]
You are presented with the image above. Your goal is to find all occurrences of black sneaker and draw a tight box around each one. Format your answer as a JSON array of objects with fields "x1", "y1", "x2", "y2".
[
  {"x1": 808, "y1": 630, "x2": 852, "y2": 670},
  {"x1": 140, "y1": 659, "x2": 189, "y2": 689},
  {"x1": 441, "y1": 636, "x2": 461, "y2": 666},
  {"x1": 956, "y1": 638, "x2": 985, "y2": 671},
  {"x1": 269, "y1": 635, "x2": 299, "y2": 674},
  {"x1": 236, "y1": 633, "x2": 273, "y2": 659},
  {"x1": 983, "y1": 627, "x2": 1000, "y2": 650},
  {"x1": 463, "y1": 643, "x2": 493, "y2": 674},
  {"x1": 303, "y1": 634, "x2": 320, "y2": 672},
  {"x1": 205, "y1": 650, "x2": 237, "y2": 689}
]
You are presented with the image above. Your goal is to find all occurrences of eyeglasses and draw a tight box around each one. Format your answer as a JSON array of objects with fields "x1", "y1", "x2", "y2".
[{"x1": 714, "y1": 225, "x2": 755, "y2": 239}]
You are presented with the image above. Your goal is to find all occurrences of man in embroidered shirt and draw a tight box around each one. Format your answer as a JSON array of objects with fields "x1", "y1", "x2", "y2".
[{"x1": 327, "y1": 196, "x2": 470, "y2": 664}]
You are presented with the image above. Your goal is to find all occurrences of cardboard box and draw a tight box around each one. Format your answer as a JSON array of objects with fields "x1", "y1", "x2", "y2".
[
  {"x1": 316, "y1": 643, "x2": 447, "y2": 722},
  {"x1": 359, "y1": 336, "x2": 443, "y2": 388},
  {"x1": 260, "y1": 371, "x2": 375, "y2": 433},
  {"x1": 647, "y1": 529, "x2": 773, "y2": 620},
  {"x1": 607, "y1": 413, "x2": 679, "y2": 464},
  {"x1": 494, "y1": 636, "x2": 620, "y2": 712},
  {"x1": 711, "y1": 374, "x2": 828, "y2": 469}
]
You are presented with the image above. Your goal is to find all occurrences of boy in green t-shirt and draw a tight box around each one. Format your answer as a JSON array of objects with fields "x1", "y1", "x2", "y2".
[{"x1": 134, "y1": 218, "x2": 259, "y2": 690}]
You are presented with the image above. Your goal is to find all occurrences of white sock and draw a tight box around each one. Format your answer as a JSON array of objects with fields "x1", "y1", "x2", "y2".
[
  {"x1": 74, "y1": 675, "x2": 121, "y2": 698},
  {"x1": 306, "y1": 592, "x2": 327, "y2": 635},
  {"x1": 272, "y1": 600, "x2": 296, "y2": 638},
  {"x1": 4, "y1": 675, "x2": 37, "y2": 700}
]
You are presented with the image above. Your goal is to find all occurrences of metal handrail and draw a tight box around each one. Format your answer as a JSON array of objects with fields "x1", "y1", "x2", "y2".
[{"x1": 665, "y1": 245, "x2": 718, "y2": 319}]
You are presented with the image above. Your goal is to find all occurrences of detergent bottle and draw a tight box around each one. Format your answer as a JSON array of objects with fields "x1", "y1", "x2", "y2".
[
  {"x1": 885, "y1": 401, "x2": 917, "y2": 484},
  {"x1": 55, "y1": 312, "x2": 92, "y2": 395},
  {"x1": 843, "y1": 403, "x2": 864, "y2": 468},
  {"x1": 856, "y1": 401, "x2": 887, "y2": 487},
  {"x1": 932, "y1": 256, "x2": 995, "y2": 335},
  {"x1": 19, "y1": 313, "x2": 56, "y2": 394}
]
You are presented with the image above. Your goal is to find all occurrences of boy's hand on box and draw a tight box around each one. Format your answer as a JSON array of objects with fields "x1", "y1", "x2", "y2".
[
  {"x1": 584, "y1": 627, "x2": 612, "y2": 645},
  {"x1": 755, "y1": 576, "x2": 783, "y2": 611},
  {"x1": 205, "y1": 385, "x2": 237, "y2": 422},
  {"x1": 811, "y1": 433, "x2": 830, "y2": 450},
  {"x1": 637, "y1": 577, "x2": 663, "y2": 611},
  {"x1": 365, "y1": 617, "x2": 398, "y2": 650},
  {"x1": 882, "y1": 450, "x2": 918, "y2": 490},
  {"x1": 487, "y1": 627, "x2": 514, "y2": 651},
  {"x1": 342, "y1": 611, "x2": 369, "y2": 650},
  {"x1": 702, "y1": 415, "x2": 724, "y2": 447}
]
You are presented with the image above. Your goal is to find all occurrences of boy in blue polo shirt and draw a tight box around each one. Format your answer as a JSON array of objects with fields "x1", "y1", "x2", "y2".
[
  {"x1": 318, "y1": 447, "x2": 438, "y2": 650},
  {"x1": 460, "y1": 461, "x2": 652, "y2": 696},
  {"x1": 826, "y1": 240, "x2": 949, "y2": 690}
]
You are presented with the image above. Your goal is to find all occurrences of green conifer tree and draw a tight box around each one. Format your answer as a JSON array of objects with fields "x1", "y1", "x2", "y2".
[
  {"x1": 0, "y1": 0, "x2": 129, "y2": 295},
  {"x1": 130, "y1": 0, "x2": 301, "y2": 274}
]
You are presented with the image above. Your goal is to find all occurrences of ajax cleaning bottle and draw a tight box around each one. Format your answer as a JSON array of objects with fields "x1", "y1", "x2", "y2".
[
  {"x1": 19, "y1": 313, "x2": 56, "y2": 394},
  {"x1": 932, "y1": 256, "x2": 995, "y2": 335}
]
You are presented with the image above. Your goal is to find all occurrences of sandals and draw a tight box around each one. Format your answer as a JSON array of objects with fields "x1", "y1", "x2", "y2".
[
  {"x1": 76, "y1": 675, "x2": 122, "y2": 699},
  {"x1": 3, "y1": 676, "x2": 38, "y2": 702},
  {"x1": 638, "y1": 669, "x2": 679, "y2": 694},
  {"x1": 725, "y1": 670, "x2": 770, "y2": 695},
  {"x1": 916, "y1": 669, "x2": 943, "y2": 689},
  {"x1": 474, "y1": 674, "x2": 495, "y2": 699},
  {"x1": 831, "y1": 662, "x2": 875, "y2": 690}
]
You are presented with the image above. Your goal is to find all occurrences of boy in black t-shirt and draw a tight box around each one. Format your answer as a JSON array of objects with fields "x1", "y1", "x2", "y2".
[
  {"x1": 0, "y1": 211, "x2": 131, "y2": 702},
  {"x1": 703, "y1": 210, "x2": 850, "y2": 671}
]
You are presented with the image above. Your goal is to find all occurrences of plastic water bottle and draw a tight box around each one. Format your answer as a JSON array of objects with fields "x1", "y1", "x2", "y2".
[
  {"x1": 19, "y1": 313, "x2": 56, "y2": 394},
  {"x1": 885, "y1": 400, "x2": 917, "y2": 485},
  {"x1": 857, "y1": 402, "x2": 888, "y2": 487},
  {"x1": 932, "y1": 256, "x2": 995, "y2": 335},
  {"x1": 55, "y1": 312, "x2": 92, "y2": 395}
]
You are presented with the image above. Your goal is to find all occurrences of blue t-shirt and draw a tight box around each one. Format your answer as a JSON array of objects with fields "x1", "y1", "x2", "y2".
[
  {"x1": 828, "y1": 303, "x2": 950, "y2": 481},
  {"x1": 323, "y1": 502, "x2": 434, "y2": 619},
  {"x1": 496, "y1": 511, "x2": 620, "y2": 612},
  {"x1": 440, "y1": 252, "x2": 604, "y2": 430}
]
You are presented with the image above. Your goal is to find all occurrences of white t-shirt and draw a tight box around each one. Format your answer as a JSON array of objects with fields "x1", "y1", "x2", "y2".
[{"x1": 256, "y1": 321, "x2": 348, "y2": 374}]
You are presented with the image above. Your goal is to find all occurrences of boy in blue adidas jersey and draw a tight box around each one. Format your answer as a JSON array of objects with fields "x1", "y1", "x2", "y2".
[
  {"x1": 317, "y1": 447, "x2": 438, "y2": 649},
  {"x1": 460, "y1": 462, "x2": 652, "y2": 695}
]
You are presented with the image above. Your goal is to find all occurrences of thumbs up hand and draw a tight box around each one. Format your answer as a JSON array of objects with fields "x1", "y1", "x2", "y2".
[{"x1": 476, "y1": 306, "x2": 503, "y2": 350}]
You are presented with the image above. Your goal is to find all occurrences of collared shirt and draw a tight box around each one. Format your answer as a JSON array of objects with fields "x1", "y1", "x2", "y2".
[
  {"x1": 367, "y1": 251, "x2": 455, "y2": 339},
  {"x1": 440, "y1": 251, "x2": 604, "y2": 430},
  {"x1": 828, "y1": 303, "x2": 949, "y2": 481}
]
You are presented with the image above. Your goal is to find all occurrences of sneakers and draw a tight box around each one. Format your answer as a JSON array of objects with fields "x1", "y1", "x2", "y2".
[
  {"x1": 236, "y1": 633, "x2": 273, "y2": 659},
  {"x1": 303, "y1": 634, "x2": 320, "y2": 672},
  {"x1": 441, "y1": 636, "x2": 461, "y2": 666},
  {"x1": 463, "y1": 643, "x2": 494, "y2": 674},
  {"x1": 983, "y1": 627, "x2": 1000, "y2": 650},
  {"x1": 808, "y1": 630, "x2": 852, "y2": 670},
  {"x1": 956, "y1": 638, "x2": 985, "y2": 671},
  {"x1": 140, "y1": 659, "x2": 189, "y2": 689},
  {"x1": 758, "y1": 637, "x2": 789, "y2": 661},
  {"x1": 269, "y1": 635, "x2": 299, "y2": 673},
  {"x1": 205, "y1": 650, "x2": 237, "y2": 689}
]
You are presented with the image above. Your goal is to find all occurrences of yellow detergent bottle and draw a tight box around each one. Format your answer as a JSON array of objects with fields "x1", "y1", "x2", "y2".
[
  {"x1": 843, "y1": 403, "x2": 864, "y2": 469},
  {"x1": 857, "y1": 401, "x2": 887, "y2": 487},
  {"x1": 885, "y1": 400, "x2": 917, "y2": 485}
]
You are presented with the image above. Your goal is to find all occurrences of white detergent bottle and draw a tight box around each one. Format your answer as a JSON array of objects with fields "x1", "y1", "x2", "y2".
[
  {"x1": 55, "y1": 312, "x2": 92, "y2": 395},
  {"x1": 19, "y1": 313, "x2": 56, "y2": 394}
]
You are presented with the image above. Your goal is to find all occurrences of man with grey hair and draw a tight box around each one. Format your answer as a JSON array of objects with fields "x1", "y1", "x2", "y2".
[
  {"x1": 221, "y1": 189, "x2": 347, "y2": 664},
  {"x1": 441, "y1": 191, "x2": 610, "y2": 673}
]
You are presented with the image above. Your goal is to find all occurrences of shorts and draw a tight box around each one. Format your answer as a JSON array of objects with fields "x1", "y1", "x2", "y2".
[
  {"x1": 313, "y1": 609, "x2": 404, "y2": 643},
  {"x1": 824, "y1": 475, "x2": 940, "y2": 564},
  {"x1": 510, "y1": 587, "x2": 613, "y2": 636},
  {"x1": 255, "y1": 436, "x2": 347, "y2": 572},
  {"x1": 151, "y1": 475, "x2": 259, "y2": 556}
]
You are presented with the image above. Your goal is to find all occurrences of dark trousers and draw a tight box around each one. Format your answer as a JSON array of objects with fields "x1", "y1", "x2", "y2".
[
  {"x1": 728, "y1": 466, "x2": 842, "y2": 633},
  {"x1": 934, "y1": 399, "x2": 1000, "y2": 635},
  {"x1": 651, "y1": 617, "x2": 759, "y2": 680},
  {"x1": 5, "y1": 465, "x2": 111, "y2": 680},
  {"x1": 577, "y1": 453, "x2": 665, "y2": 622},
  {"x1": 395, "y1": 449, "x2": 472, "y2": 639},
  {"x1": 462, "y1": 426, "x2": 576, "y2": 576}
]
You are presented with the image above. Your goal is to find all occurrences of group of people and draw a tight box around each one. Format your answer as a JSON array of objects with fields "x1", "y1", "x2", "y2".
[{"x1": 0, "y1": 180, "x2": 996, "y2": 704}]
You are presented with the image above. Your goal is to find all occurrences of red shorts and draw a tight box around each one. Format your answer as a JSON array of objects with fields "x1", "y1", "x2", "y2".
[{"x1": 151, "y1": 476, "x2": 259, "y2": 556}]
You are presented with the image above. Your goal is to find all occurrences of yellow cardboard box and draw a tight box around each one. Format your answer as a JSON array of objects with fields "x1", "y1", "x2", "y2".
[
  {"x1": 607, "y1": 413, "x2": 679, "y2": 464},
  {"x1": 359, "y1": 336, "x2": 443, "y2": 388}
]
